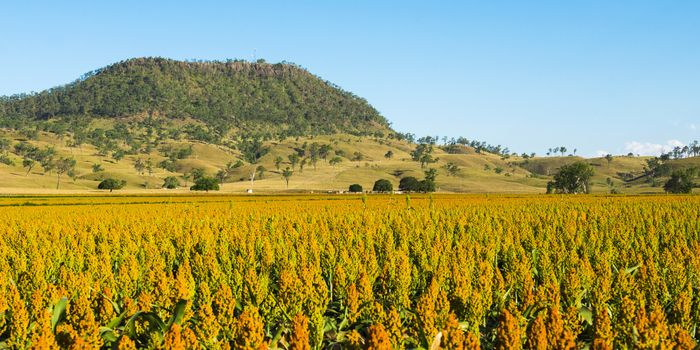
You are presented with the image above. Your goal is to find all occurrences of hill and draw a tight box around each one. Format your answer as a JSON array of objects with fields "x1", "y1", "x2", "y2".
[
  {"x1": 0, "y1": 57, "x2": 696, "y2": 194},
  {"x1": 0, "y1": 57, "x2": 390, "y2": 139}
]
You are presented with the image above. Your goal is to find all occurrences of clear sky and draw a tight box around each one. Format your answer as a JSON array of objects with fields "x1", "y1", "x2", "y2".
[{"x1": 2, "y1": 1, "x2": 699, "y2": 156}]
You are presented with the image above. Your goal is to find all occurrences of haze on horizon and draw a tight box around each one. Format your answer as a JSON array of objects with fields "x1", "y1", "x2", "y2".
[{"x1": 1, "y1": 0, "x2": 698, "y2": 157}]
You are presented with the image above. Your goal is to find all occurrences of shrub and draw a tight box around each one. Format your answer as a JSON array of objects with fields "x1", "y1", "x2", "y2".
[
  {"x1": 372, "y1": 179, "x2": 393, "y2": 193},
  {"x1": 348, "y1": 184, "x2": 363, "y2": 193},
  {"x1": 163, "y1": 176, "x2": 180, "y2": 189},
  {"x1": 190, "y1": 176, "x2": 220, "y2": 192},
  {"x1": 399, "y1": 177, "x2": 421, "y2": 192},
  {"x1": 664, "y1": 169, "x2": 695, "y2": 194},
  {"x1": 97, "y1": 178, "x2": 126, "y2": 192}
]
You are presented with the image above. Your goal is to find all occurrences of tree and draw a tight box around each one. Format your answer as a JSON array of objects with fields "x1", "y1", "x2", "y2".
[
  {"x1": 112, "y1": 150, "x2": 125, "y2": 163},
  {"x1": 546, "y1": 162, "x2": 594, "y2": 194},
  {"x1": 256, "y1": 165, "x2": 266, "y2": 179},
  {"x1": 274, "y1": 156, "x2": 283, "y2": 171},
  {"x1": 216, "y1": 169, "x2": 228, "y2": 184},
  {"x1": 348, "y1": 184, "x2": 363, "y2": 193},
  {"x1": 444, "y1": 162, "x2": 460, "y2": 176},
  {"x1": 55, "y1": 157, "x2": 76, "y2": 189},
  {"x1": 560, "y1": 147, "x2": 567, "y2": 156},
  {"x1": 190, "y1": 168, "x2": 205, "y2": 181},
  {"x1": 281, "y1": 167, "x2": 293, "y2": 188},
  {"x1": 0, "y1": 138, "x2": 11, "y2": 155},
  {"x1": 134, "y1": 158, "x2": 146, "y2": 175},
  {"x1": 411, "y1": 143, "x2": 438, "y2": 168},
  {"x1": 605, "y1": 154, "x2": 613, "y2": 167},
  {"x1": 288, "y1": 154, "x2": 300, "y2": 170},
  {"x1": 424, "y1": 168, "x2": 438, "y2": 182},
  {"x1": 299, "y1": 158, "x2": 307, "y2": 173},
  {"x1": 145, "y1": 158, "x2": 154, "y2": 176},
  {"x1": 329, "y1": 156, "x2": 342, "y2": 167},
  {"x1": 98, "y1": 178, "x2": 126, "y2": 192},
  {"x1": 92, "y1": 163, "x2": 104, "y2": 173},
  {"x1": 22, "y1": 158, "x2": 36, "y2": 176},
  {"x1": 163, "y1": 176, "x2": 180, "y2": 189},
  {"x1": 373, "y1": 179, "x2": 393, "y2": 193},
  {"x1": 190, "y1": 177, "x2": 220, "y2": 191},
  {"x1": 239, "y1": 138, "x2": 269, "y2": 164},
  {"x1": 664, "y1": 169, "x2": 695, "y2": 194},
  {"x1": 384, "y1": 150, "x2": 394, "y2": 159},
  {"x1": 399, "y1": 177, "x2": 421, "y2": 192}
]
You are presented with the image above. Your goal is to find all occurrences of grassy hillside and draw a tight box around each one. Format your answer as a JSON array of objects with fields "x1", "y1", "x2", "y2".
[{"x1": 1, "y1": 128, "x2": 682, "y2": 194}]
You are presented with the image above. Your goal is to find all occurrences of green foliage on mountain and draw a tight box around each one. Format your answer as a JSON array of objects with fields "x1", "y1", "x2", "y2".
[{"x1": 0, "y1": 57, "x2": 390, "y2": 139}]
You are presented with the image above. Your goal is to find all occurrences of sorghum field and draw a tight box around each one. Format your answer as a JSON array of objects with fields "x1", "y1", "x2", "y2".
[{"x1": 0, "y1": 194, "x2": 698, "y2": 349}]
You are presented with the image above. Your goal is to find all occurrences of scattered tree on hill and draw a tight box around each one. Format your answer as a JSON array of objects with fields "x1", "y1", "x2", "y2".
[
  {"x1": 216, "y1": 169, "x2": 228, "y2": 184},
  {"x1": 112, "y1": 150, "x2": 125, "y2": 163},
  {"x1": 384, "y1": 150, "x2": 394, "y2": 159},
  {"x1": 0, "y1": 138, "x2": 11, "y2": 155},
  {"x1": 190, "y1": 176, "x2": 220, "y2": 192},
  {"x1": 256, "y1": 165, "x2": 266, "y2": 179},
  {"x1": 299, "y1": 158, "x2": 307, "y2": 173},
  {"x1": 373, "y1": 179, "x2": 393, "y2": 193},
  {"x1": 605, "y1": 154, "x2": 613, "y2": 167},
  {"x1": 560, "y1": 147, "x2": 567, "y2": 156},
  {"x1": 190, "y1": 168, "x2": 205, "y2": 182},
  {"x1": 664, "y1": 169, "x2": 695, "y2": 194},
  {"x1": 411, "y1": 143, "x2": 438, "y2": 168},
  {"x1": 98, "y1": 178, "x2": 126, "y2": 192},
  {"x1": 163, "y1": 176, "x2": 180, "y2": 189},
  {"x1": 92, "y1": 163, "x2": 104, "y2": 173},
  {"x1": 239, "y1": 138, "x2": 269, "y2": 164},
  {"x1": 133, "y1": 158, "x2": 146, "y2": 175},
  {"x1": 329, "y1": 156, "x2": 342, "y2": 167},
  {"x1": 546, "y1": 161, "x2": 594, "y2": 194},
  {"x1": 145, "y1": 158, "x2": 154, "y2": 176},
  {"x1": 274, "y1": 156, "x2": 283, "y2": 171},
  {"x1": 348, "y1": 184, "x2": 363, "y2": 193},
  {"x1": 55, "y1": 157, "x2": 76, "y2": 190},
  {"x1": 23, "y1": 158, "x2": 36, "y2": 176},
  {"x1": 288, "y1": 154, "x2": 300, "y2": 170},
  {"x1": 319, "y1": 144, "x2": 332, "y2": 162},
  {"x1": 441, "y1": 162, "x2": 459, "y2": 177},
  {"x1": 352, "y1": 152, "x2": 364, "y2": 162},
  {"x1": 281, "y1": 167, "x2": 293, "y2": 188}
]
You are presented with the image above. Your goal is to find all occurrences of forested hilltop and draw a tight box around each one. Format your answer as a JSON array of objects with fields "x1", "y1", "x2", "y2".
[{"x1": 0, "y1": 57, "x2": 390, "y2": 139}]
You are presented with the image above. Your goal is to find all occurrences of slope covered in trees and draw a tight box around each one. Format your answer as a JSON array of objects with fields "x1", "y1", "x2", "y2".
[{"x1": 0, "y1": 57, "x2": 390, "y2": 138}]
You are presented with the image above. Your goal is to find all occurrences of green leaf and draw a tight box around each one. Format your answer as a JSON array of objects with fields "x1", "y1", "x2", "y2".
[
  {"x1": 123, "y1": 311, "x2": 166, "y2": 338},
  {"x1": 166, "y1": 299, "x2": 187, "y2": 330},
  {"x1": 51, "y1": 297, "x2": 68, "y2": 333},
  {"x1": 578, "y1": 306, "x2": 593, "y2": 326},
  {"x1": 99, "y1": 327, "x2": 119, "y2": 343}
]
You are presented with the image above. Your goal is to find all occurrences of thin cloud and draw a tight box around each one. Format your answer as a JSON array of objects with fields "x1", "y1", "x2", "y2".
[{"x1": 624, "y1": 140, "x2": 684, "y2": 156}]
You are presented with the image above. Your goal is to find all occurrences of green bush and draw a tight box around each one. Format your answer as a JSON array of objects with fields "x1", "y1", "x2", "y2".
[
  {"x1": 348, "y1": 184, "x2": 363, "y2": 193},
  {"x1": 97, "y1": 178, "x2": 126, "y2": 192},
  {"x1": 664, "y1": 169, "x2": 695, "y2": 194},
  {"x1": 190, "y1": 176, "x2": 220, "y2": 192},
  {"x1": 163, "y1": 176, "x2": 180, "y2": 189},
  {"x1": 372, "y1": 179, "x2": 393, "y2": 193}
]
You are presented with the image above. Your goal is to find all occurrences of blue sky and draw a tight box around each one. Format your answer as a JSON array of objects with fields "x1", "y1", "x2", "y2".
[{"x1": 1, "y1": 1, "x2": 699, "y2": 156}]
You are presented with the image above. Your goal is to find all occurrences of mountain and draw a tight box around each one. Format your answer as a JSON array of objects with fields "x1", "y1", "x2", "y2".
[{"x1": 0, "y1": 57, "x2": 390, "y2": 138}]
